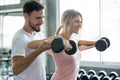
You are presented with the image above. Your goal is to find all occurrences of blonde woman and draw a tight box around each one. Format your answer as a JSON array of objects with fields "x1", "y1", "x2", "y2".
[{"x1": 28, "y1": 9, "x2": 95, "y2": 80}]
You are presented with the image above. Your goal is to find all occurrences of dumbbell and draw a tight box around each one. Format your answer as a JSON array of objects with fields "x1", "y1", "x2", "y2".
[
  {"x1": 102, "y1": 71, "x2": 118, "y2": 80},
  {"x1": 95, "y1": 37, "x2": 110, "y2": 52},
  {"x1": 51, "y1": 37, "x2": 77, "y2": 55},
  {"x1": 91, "y1": 70, "x2": 107, "y2": 80},
  {"x1": 51, "y1": 37, "x2": 110, "y2": 54},
  {"x1": 46, "y1": 73, "x2": 53, "y2": 80},
  {"x1": 77, "y1": 69, "x2": 86, "y2": 80},
  {"x1": 115, "y1": 77, "x2": 120, "y2": 80},
  {"x1": 81, "y1": 70, "x2": 96, "y2": 80}
]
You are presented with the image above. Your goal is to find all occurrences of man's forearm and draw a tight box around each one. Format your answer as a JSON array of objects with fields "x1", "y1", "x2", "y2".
[
  {"x1": 12, "y1": 48, "x2": 43, "y2": 75},
  {"x1": 27, "y1": 36, "x2": 58, "y2": 49}
]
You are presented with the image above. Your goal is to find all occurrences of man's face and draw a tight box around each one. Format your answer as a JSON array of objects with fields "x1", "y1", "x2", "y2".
[{"x1": 28, "y1": 10, "x2": 44, "y2": 32}]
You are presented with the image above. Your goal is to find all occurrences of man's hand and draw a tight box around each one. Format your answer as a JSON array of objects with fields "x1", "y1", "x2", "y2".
[{"x1": 37, "y1": 39, "x2": 51, "y2": 51}]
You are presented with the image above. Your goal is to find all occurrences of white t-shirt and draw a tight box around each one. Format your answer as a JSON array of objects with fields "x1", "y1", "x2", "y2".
[{"x1": 11, "y1": 29, "x2": 46, "y2": 80}]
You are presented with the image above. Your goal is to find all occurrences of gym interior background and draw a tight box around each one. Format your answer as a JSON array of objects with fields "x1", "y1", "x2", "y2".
[{"x1": 0, "y1": 0, "x2": 120, "y2": 80}]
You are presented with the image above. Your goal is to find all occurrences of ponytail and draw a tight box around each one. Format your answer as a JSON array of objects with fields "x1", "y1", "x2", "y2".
[{"x1": 55, "y1": 25, "x2": 62, "y2": 35}]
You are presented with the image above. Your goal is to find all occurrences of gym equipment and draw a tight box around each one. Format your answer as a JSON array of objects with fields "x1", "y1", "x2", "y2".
[
  {"x1": 91, "y1": 70, "x2": 107, "y2": 80},
  {"x1": 81, "y1": 70, "x2": 96, "y2": 80},
  {"x1": 95, "y1": 37, "x2": 110, "y2": 51},
  {"x1": 51, "y1": 37, "x2": 110, "y2": 55},
  {"x1": 51, "y1": 37, "x2": 77, "y2": 55},
  {"x1": 65, "y1": 40, "x2": 77, "y2": 55},
  {"x1": 77, "y1": 69, "x2": 86, "y2": 80},
  {"x1": 102, "y1": 76, "x2": 111, "y2": 80},
  {"x1": 115, "y1": 77, "x2": 120, "y2": 80},
  {"x1": 51, "y1": 37, "x2": 65, "y2": 53},
  {"x1": 46, "y1": 73, "x2": 53, "y2": 80},
  {"x1": 101, "y1": 37, "x2": 110, "y2": 47},
  {"x1": 102, "y1": 71, "x2": 118, "y2": 80}
]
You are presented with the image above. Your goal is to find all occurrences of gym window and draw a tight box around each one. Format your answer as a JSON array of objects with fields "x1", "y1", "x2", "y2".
[
  {"x1": 60, "y1": 0, "x2": 120, "y2": 65},
  {"x1": 0, "y1": 0, "x2": 20, "y2": 6}
]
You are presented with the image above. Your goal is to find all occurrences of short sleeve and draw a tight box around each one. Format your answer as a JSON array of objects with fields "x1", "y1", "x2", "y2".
[{"x1": 11, "y1": 36, "x2": 26, "y2": 58}]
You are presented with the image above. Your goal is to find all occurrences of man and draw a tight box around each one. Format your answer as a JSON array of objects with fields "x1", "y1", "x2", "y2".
[{"x1": 11, "y1": 1, "x2": 50, "y2": 80}]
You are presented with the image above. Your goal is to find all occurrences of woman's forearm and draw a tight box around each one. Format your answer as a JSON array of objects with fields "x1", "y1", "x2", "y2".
[{"x1": 78, "y1": 40, "x2": 96, "y2": 46}]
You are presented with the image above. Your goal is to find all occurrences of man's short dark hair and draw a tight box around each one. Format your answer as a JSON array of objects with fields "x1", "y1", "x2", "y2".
[{"x1": 23, "y1": 0, "x2": 44, "y2": 15}]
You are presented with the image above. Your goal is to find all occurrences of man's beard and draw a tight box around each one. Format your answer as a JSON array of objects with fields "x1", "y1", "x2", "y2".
[{"x1": 29, "y1": 19, "x2": 40, "y2": 32}]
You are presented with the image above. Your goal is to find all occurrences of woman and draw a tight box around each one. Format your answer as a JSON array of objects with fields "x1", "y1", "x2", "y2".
[{"x1": 27, "y1": 9, "x2": 95, "y2": 80}]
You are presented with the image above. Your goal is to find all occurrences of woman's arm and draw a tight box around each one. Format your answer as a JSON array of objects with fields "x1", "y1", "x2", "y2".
[
  {"x1": 78, "y1": 40, "x2": 96, "y2": 51},
  {"x1": 78, "y1": 40, "x2": 96, "y2": 46}
]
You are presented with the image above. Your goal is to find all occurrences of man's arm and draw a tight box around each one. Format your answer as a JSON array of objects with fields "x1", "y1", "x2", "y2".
[
  {"x1": 12, "y1": 40, "x2": 51, "y2": 75},
  {"x1": 27, "y1": 36, "x2": 57, "y2": 49}
]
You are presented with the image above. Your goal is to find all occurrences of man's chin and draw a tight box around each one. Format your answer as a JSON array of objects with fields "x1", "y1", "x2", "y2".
[
  {"x1": 35, "y1": 29, "x2": 40, "y2": 32},
  {"x1": 36, "y1": 27, "x2": 40, "y2": 32}
]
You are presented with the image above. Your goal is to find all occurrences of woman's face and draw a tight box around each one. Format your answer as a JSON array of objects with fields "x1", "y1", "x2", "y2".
[{"x1": 70, "y1": 15, "x2": 82, "y2": 34}]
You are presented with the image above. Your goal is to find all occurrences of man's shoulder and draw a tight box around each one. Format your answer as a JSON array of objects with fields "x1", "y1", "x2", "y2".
[
  {"x1": 14, "y1": 29, "x2": 23, "y2": 36},
  {"x1": 13, "y1": 29, "x2": 26, "y2": 40}
]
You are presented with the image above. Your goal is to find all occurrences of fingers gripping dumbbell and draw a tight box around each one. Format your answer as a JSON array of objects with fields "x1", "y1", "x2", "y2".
[
  {"x1": 81, "y1": 70, "x2": 96, "y2": 80},
  {"x1": 51, "y1": 37, "x2": 77, "y2": 55},
  {"x1": 95, "y1": 37, "x2": 110, "y2": 51},
  {"x1": 91, "y1": 70, "x2": 107, "y2": 80},
  {"x1": 102, "y1": 71, "x2": 118, "y2": 80},
  {"x1": 77, "y1": 69, "x2": 86, "y2": 80}
]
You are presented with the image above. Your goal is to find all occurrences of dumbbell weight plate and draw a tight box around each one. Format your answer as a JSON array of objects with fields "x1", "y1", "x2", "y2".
[
  {"x1": 77, "y1": 69, "x2": 86, "y2": 80},
  {"x1": 109, "y1": 71, "x2": 118, "y2": 80},
  {"x1": 102, "y1": 76, "x2": 111, "y2": 80},
  {"x1": 65, "y1": 40, "x2": 77, "y2": 55},
  {"x1": 79, "y1": 69, "x2": 86, "y2": 74},
  {"x1": 101, "y1": 37, "x2": 110, "y2": 47},
  {"x1": 115, "y1": 77, "x2": 120, "y2": 80},
  {"x1": 91, "y1": 75, "x2": 99, "y2": 80},
  {"x1": 51, "y1": 37, "x2": 65, "y2": 53},
  {"x1": 95, "y1": 39, "x2": 107, "y2": 51},
  {"x1": 91, "y1": 70, "x2": 107, "y2": 80},
  {"x1": 98, "y1": 70, "x2": 107, "y2": 76}
]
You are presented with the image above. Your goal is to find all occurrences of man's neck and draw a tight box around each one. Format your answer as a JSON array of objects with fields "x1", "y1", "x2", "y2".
[{"x1": 23, "y1": 25, "x2": 36, "y2": 35}]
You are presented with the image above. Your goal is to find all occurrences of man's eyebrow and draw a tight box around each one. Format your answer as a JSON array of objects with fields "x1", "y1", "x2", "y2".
[{"x1": 36, "y1": 16, "x2": 45, "y2": 18}]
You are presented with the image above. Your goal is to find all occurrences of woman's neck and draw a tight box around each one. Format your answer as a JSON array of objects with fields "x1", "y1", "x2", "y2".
[{"x1": 61, "y1": 32, "x2": 71, "y2": 40}]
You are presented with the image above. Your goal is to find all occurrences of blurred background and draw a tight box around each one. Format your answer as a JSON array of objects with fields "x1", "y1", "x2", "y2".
[{"x1": 0, "y1": 0, "x2": 120, "y2": 80}]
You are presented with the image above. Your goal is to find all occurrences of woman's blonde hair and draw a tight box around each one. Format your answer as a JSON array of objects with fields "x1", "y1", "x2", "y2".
[{"x1": 56, "y1": 9, "x2": 82, "y2": 35}]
